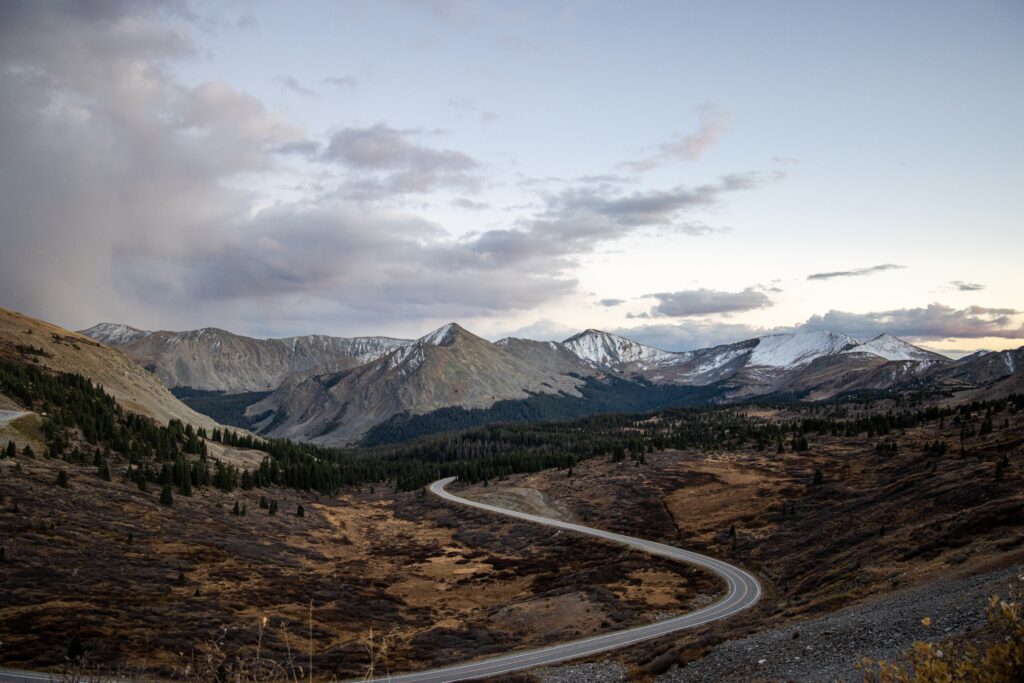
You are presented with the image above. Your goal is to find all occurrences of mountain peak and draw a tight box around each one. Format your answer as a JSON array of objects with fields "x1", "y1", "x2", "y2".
[
  {"x1": 748, "y1": 330, "x2": 861, "y2": 368},
  {"x1": 845, "y1": 333, "x2": 947, "y2": 362},
  {"x1": 80, "y1": 322, "x2": 152, "y2": 346},
  {"x1": 419, "y1": 322, "x2": 466, "y2": 346},
  {"x1": 562, "y1": 328, "x2": 676, "y2": 367}
]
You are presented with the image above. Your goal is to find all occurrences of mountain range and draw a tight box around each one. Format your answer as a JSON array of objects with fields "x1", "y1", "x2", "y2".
[{"x1": 78, "y1": 318, "x2": 1024, "y2": 446}]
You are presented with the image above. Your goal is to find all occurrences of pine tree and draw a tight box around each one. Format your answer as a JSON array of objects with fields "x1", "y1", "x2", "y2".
[
  {"x1": 232, "y1": 501, "x2": 240, "y2": 516},
  {"x1": 22, "y1": 444, "x2": 34, "y2": 457},
  {"x1": 296, "y1": 504, "x2": 304, "y2": 518},
  {"x1": 98, "y1": 460, "x2": 111, "y2": 481},
  {"x1": 56, "y1": 469, "x2": 69, "y2": 488},
  {"x1": 812, "y1": 468, "x2": 824, "y2": 486},
  {"x1": 159, "y1": 484, "x2": 173, "y2": 506},
  {"x1": 4, "y1": 440, "x2": 14, "y2": 458},
  {"x1": 268, "y1": 499, "x2": 278, "y2": 515},
  {"x1": 67, "y1": 634, "x2": 85, "y2": 663}
]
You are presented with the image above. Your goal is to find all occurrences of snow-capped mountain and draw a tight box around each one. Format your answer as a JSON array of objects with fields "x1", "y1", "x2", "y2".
[
  {"x1": 79, "y1": 316, "x2": 1021, "y2": 446},
  {"x1": 747, "y1": 331, "x2": 859, "y2": 368},
  {"x1": 556, "y1": 329, "x2": 945, "y2": 379},
  {"x1": 842, "y1": 333, "x2": 947, "y2": 362},
  {"x1": 561, "y1": 329, "x2": 681, "y2": 367},
  {"x1": 248, "y1": 323, "x2": 588, "y2": 445},
  {"x1": 80, "y1": 322, "x2": 152, "y2": 346}
]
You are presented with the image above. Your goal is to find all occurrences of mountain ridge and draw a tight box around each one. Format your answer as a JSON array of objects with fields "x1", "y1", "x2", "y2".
[{"x1": 77, "y1": 317, "x2": 1024, "y2": 446}]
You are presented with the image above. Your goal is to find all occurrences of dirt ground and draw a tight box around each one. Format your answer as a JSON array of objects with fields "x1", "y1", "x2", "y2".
[
  {"x1": 462, "y1": 406, "x2": 1024, "y2": 676},
  {"x1": 0, "y1": 413, "x2": 719, "y2": 681}
]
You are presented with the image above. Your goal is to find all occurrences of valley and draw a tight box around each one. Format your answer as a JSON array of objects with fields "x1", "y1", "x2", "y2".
[
  {"x1": 1, "y1": 306, "x2": 1022, "y2": 681},
  {"x1": 4, "y1": 3, "x2": 1020, "y2": 681}
]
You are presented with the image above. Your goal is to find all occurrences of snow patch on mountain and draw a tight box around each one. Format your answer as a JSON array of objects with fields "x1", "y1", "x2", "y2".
[
  {"x1": 562, "y1": 329, "x2": 679, "y2": 367},
  {"x1": 844, "y1": 334, "x2": 942, "y2": 362},
  {"x1": 749, "y1": 331, "x2": 860, "y2": 368},
  {"x1": 80, "y1": 323, "x2": 152, "y2": 346},
  {"x1": 420, "y1": 323, "x2": 457, "y2": 346}
]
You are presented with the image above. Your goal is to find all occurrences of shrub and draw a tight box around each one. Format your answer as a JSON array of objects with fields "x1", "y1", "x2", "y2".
[{"x1": 860, "y1": 580, "x2": 1024, "y2": 682}]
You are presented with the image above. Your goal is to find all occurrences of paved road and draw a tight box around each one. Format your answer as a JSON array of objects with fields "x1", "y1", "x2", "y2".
[
  {"x1": 362, "y1": 477, "x2": 762, "y2": 682},
  {"x1": 0, "y1": 477, "x2": 761, "y2": 683},
  {"x1": 0, "y1": 410, "x2": 28, "y2": 428}
]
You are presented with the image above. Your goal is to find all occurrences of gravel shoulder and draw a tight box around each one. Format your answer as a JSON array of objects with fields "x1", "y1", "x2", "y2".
[{"x1": 537, "y1": 561, "x2": 1024, "y2": 683}]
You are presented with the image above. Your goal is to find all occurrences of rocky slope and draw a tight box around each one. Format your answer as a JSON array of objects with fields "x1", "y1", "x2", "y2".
[
  {"x1": 1, "y1": 308, "x2": 216, "y2": 429},
  {"x1": 80, "y1": 324, "x2": 410, "y2": 393},
  {"x1": 79, "y1": 316, "x2": 1024, "y2": 445},
  {"x1": 247, "y1": 323, "x2": 591, "y2": 444}
]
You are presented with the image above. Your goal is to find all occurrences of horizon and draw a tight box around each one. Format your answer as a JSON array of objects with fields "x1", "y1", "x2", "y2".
[
  {"x1": 2, "y1": 1, "x2": 1022, "y2": 357},
  {"x1": 79, "y1": 315, "x2": 985, "y2": 359}
]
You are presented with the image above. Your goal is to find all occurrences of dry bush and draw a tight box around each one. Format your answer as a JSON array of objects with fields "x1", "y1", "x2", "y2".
[{"x1": 860, "y1": 578, "x2": 1024, "y2": 682}]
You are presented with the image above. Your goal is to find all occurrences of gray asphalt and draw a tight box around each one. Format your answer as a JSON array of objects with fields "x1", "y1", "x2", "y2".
[
  {"x1": 361, "y1": 477, "x2": 762, "y2": 682},
  {"x1": 0, "y1": 477, "x2": 761, "y2": 683}
]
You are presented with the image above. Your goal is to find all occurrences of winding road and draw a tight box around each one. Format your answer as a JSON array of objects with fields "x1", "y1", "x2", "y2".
[
  {"x1": 0, "y1": 477, "x2": 761, "y2": 683},
  {"x1": 362, "y1": 477, "x2": 762, "y2": 682}
]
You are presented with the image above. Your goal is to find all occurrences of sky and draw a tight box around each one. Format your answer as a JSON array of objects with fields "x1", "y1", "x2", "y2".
[{"x1": 1, "y1": 0, "x2": 1022, "y2": 356}]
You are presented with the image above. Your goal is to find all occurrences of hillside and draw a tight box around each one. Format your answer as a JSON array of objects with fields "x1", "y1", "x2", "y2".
[
  {"x1": 1, "y1": 308, "x2": 216, "y2": 429},
  {"x1": 80, "y1": 324, "x2": 410, "y2": 393},
  {"x1": 76, "y1": 315, "x2": 1024, "y2": 446},
  {"x1": 248, "y1": 323, "x2": 592, "y2": 444}
]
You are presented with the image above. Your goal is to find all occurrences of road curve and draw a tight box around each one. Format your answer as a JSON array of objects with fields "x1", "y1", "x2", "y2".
[
  {"x1": 0, "y1": 477, "x2": 760, "y2": 683},
  {"x1": 363, "y1": 476, "x2": 762, "y2": 682}
]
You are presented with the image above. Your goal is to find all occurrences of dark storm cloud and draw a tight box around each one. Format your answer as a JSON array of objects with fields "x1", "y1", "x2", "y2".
[
  {"x1": 597, "y1": 299, "x2": 626, "y2": 307},
  {"x1": 807, "y1": 264, "x2": 905, "y2": 281},
  {"x1": 641, "y1": 288, "x2": 774, "y2": 318},
  {"x1": 0, "y1": 1, "x2": 772, "y2": 335}
]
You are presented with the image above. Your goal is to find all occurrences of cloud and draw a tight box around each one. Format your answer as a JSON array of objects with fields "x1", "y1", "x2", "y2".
[
  {"x1": 480, "y1": 111, "x2": 499, "y2": 124},
  {"x1": 463, "y1": 172, "x2": 772, "y2": 270},
  {"x1": 640, "y1": 288, "x2": 774, "y2": 318},
  {"x1": 951, "y1": 280, "x2": 985, "y2": 292},
  {"x1": 0, "y1": 1, "x2": 303, "y2": 330},
  {"x1": 621, "y1": 103, "x2": 730, "y2": 172},
  {"x1": 451, "y1": 197, "x2": 490, "y2": 210},
  {"x1": 274, "y1": 75, "x2": 318, "y2": 97},
  {"x1": 323, "y1": 75, "x2": 358, "y2": 90},
  {"x1": 322, "y1": 123, "x2": 480, "y2": 196},
  {"x1": 597, "y1": 298, "x2": 625, "y2": 307},
  {"x1": 0, "y1": 2, "x2": 784, "y2": 338},
  {"x1": 614, "y1": 303, "x2": 1024, "y2": 351},
  {"x1": 807, "y1": 264, "x2": 905, "y2": 281},
  {"x1": 497, "y1": 318, "x2": 580, "y2": 343},
  {"x1": 798, "y1": 303, "x2": 1024, "y2": 340}
]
